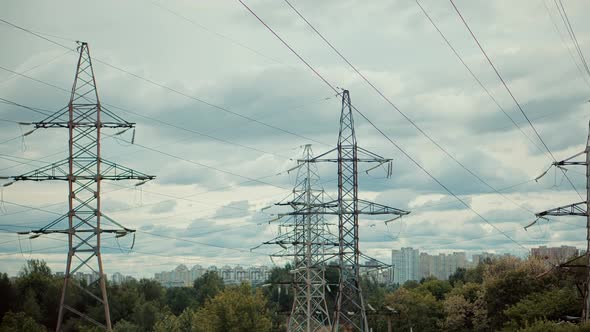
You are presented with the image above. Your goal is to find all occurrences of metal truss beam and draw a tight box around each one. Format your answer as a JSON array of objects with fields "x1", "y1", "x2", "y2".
[
  {"x1": 3, "y1": 42, "x2": 154, "y2": 331},
  {"x1": 534, "y1": 120, "x2": 589, "y2": 322},
  {"x1": 309, "y1": 90, "x2": 409, "y2": 332}
]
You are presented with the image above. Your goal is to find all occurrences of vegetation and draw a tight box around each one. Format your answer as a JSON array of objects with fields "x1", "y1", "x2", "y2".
[{"x1": 1, "y1": 256, "x2": 589, "y2": 331}]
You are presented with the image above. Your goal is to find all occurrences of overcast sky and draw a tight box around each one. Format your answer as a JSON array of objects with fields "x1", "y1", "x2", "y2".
[{"x1": 0, "y1": 0, "x2": 589, "y2": 278}]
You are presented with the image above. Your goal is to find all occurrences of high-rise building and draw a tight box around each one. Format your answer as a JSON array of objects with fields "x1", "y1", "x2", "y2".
[
  {"x1": 111, "y1": 272, "x2": 125, "y2": 285},
  {"x1": 392, "y1": 247, "x2": 420, "y2": 284},
  {"x1": 531, "y1": 246, "x2": 579, "y2": 264},
  {"x1": 362, "y1": 258, "x2": 392, "y2": 284},
  {"x1": 419, "y1": 252, "x2": 467, "y2": 280}
]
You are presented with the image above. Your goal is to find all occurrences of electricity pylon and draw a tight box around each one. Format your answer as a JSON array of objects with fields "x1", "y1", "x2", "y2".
[
  {"x1": 261, "y1": 144, "x2": 336, "y2": 331},
  {"x1": 3, "y1": 42, "x2": 154, "y2": 331},
  {"x1": 308, "y1": 90, "x2": 410, "y2": 332},
  {"x1": 533, "y1": 120, "x2": 589, "y2": 322}
]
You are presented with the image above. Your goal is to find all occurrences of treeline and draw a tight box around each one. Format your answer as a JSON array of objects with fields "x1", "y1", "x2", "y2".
[{"x1": 1, "y1": 257, "x2": 590, "y2": 331}]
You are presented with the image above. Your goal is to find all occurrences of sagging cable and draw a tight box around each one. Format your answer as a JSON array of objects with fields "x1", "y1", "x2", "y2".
[
  {"x1": 524, "y1": 216, "x2": 549, "y2": 231},
  {"x1": 535, "y1": 164, "x2": 553, "y2": 182}
]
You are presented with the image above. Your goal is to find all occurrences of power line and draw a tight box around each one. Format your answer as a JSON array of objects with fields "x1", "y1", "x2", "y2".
[
  {"x1": 0, "y1": 17, "x2": 329, "y2": 147},
  {"x1": 281, "y1": 0, "x2": 537, "y2": 217},
  {"x1": 414, "y1": 0, "x2": 547, "y2": 156},
  {"x1": 448, "y1": 0, "x2": 583, "y2": 201},
  {"x1": 542, "y1": 0, "x2": 590, "y2": 89},
  {"x1": 237, "y1": 0, "x2": 529, "y2": 252},
  {"x1": 553, "y1": 0, "x2": 590, "y2": 80},
  {"x1": 0, "y1": 49, "x2": 71, "y2": 86},
  {"x1": 150, "y1": 1, "x2": 292, "y2": 68}
]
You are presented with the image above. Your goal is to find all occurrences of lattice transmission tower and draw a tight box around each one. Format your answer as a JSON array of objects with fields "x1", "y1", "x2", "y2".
[
  {"x1": 261, "y1": 144, "x2": 336, "y2": 331},
  {"x1": 533, "y1": 120, "x2": 589, "y2": 322},
  {"x1": 3, "y1": 42, "x2": 154, "y2": 331},
  {"x1": 308, "y1": 90, "x2": 410, "y2": 332}
]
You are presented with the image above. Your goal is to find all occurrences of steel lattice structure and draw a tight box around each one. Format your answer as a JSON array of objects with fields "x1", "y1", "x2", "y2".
[
  {"x1": 534, "y1": 120, "x2": 590, "y2": 322},
  {"x1": 309, "y1": 90, "x2": 410, "y2": 332},
  {"x1": 5, "y1": 42, "x2": 154, "y2": 331},
  {"x1": 262, "y1": 145, "x2": 336, "y2": 331}
]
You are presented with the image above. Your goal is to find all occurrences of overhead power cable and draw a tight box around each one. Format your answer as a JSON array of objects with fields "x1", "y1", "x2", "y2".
[
  {"x1": 0, "y1": 17, "x2": 328, "y2": 147},
  {"x1": 413, "y1": 0, "x2": 546, "y2": 156},
  {"x1": 151, "y1": 1, "x2": 292, "y2": 68},
  {"x1": 542, "y1": 0, "x2": 590, "y2": 89},
  {"x1": 280, "y1": 0, "x2": 535, "y2": 216},
  {"x1": 237, "y1": 0, "x2": 529, "y2": 252},
  {"x1": 448, "y1": 0, "x2": 583, "y2": 201},
  {"x1": 553, "y1": 0, "x2": 590, "y2": 80}
]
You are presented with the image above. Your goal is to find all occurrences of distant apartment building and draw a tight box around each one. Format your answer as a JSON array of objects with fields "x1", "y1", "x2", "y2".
[
  {"x1": 531, "y1": 245, "x2": 579, "y2": 264},
  {"x1": 362, "y1": 258, "x2": 392, "y2": 284},
  {"x1": 154, "y1": 264, "x2": 270, "y2": 287},
  {"x1": 392, "y1": 247, "x2": 420, "y2": 284},
  {"x1": 112, "y1": 272, "x2": 125, "y2": 285},
  {"x1": 70, "y1": 272, "x2": 100, "y2": 285},
  {"x1": 420, "y1": 252, "x2": 467, "y2": 280},
  {"x1": 110, "y1": 272, "x2": 136, "y2": 285}
]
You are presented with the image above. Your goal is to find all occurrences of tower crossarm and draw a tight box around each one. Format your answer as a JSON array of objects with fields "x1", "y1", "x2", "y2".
[
  {"x1": 7, "y1": 158, "x2": 155, "y2": 182},
  {"x1": 536, "y1": 201, "x2": 588, "y2": 217},
  {"x1": 552, "y1": 149, "x2": 588, "y2": 167},
  {"x1": 16, "y1": 212, "x2": 135, "y2": 238},
  {"x1": 357, "y1": 199, "x2": 410, "y2": 215}
]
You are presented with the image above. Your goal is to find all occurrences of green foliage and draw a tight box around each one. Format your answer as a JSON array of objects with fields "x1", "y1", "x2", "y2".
[
  {"x1": 483, "y1": 258, "x2": 555, "y2": 330},
  {"x1": 0, "y1": 273, "x2": 16, "y2": 318},
  {"x1": 193, "y1": 283, "x2": 272, "y2": 332},
  {"x1": 517, "y1": 320, "x2": 590, "y2": 332},
  {"x1": 385, "y1": 287, "x2": 445, "y2": 332},
  {"x1": 504, "y1": 288, "x2": 579, "y2": 330},
  {"x1": 193, "y1": 271, "x2": 225, "y2": 306},
  {"x1": 131, "y1": 300, "x2": 161, "y2": 331},
  {"x1": 418, "y1": 278, "x2": 452, "y2": 301},
  {"x1": 402, "y1": 279, "x2": 420, "y2": 289},
  {"x1": 2, "y1": 257, "x2": 586, "y2": 332},
  {"x1": 261, "y1": 264, "x2": 293, "y2": 331},
  {"x1": 443, "y1": 289, "x2": 488, "y2": 331},
  {"x1": 449, "y1": 264, "x2": 484, "y2": 286},
  {"x1": 112, "y1": 319, "x2": 141, "y2": 332},
  {"x1": 139, "y1": 279, "x2": 165, "y2": 304},
  {"x1": 16, "y1": 260, "x2": 62, "y2": 328},
  {"x1": 0, "y1": 311, "x2": 47, "y2": 332},
  {"x1": 153, "y1": 313, "x2": 181, "y2": 332},
  {"x1": 166, "y1": 287, "x2": 198, "y2": 315}
]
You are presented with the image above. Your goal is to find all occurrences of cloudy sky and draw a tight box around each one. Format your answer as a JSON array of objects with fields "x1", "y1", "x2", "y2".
[{"x1": 0, "y1": 0, "x2": 589, "y2": 278}]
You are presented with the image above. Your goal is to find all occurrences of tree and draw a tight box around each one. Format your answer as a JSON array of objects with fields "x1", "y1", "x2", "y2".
[
  {"x1": 0, "y1": 273, "x2": 16, "y2": 318},
  {"x1": 260, "y1": 264, "x2": 293, "y2": 331},
  {"x1": 193, "y1": 271, "x2": 224, "y2": 306},
  {"x1": 193, "y1": 283, "x2": 272, "y2": 332},
  {"x1": 16, "y1": 260, "x2": 62, "y2": 328},
  {"x1": 384, "y1": 287, "x2": 444, "y2": 332},
  {"x1": 483, "y1": 257, "x2": 557, "y2": 330},
  {"x1": 0, "y1": 311, "x2": 47, "y2": 332},
  {"x1": 153, "y1": 313, "x2": 181, "y2": 332},
  {"x1": 131, "y1": 300, "x2": 162, "y2": 331},
  {"x1": 517, "y1": 320, "x2": 590, "y2": 332},
  {"x1": 108, "y1": 281, "x2": 141, "y2": 323},
  {"x1": 113, "y1": 319, "x2": 141, "y2": 332},
  {"x1": 419, "y1": 279, "x2": 452, "y2": 301},
  {"x1": 165, "y1": 287, "x2": 197, "y2": 315},
  {"x1": 138, "y1": 279, "x2": 164, "y2": 304},
  {"x1": 362, "y1": 276, "x2": 389, "y2": 331},
  {"x1": 443, "y1": 293, "x2": 488, "y2": 332},
  {"x1": 504, "y1": 288, "x2": 579, "y2": 330}
]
